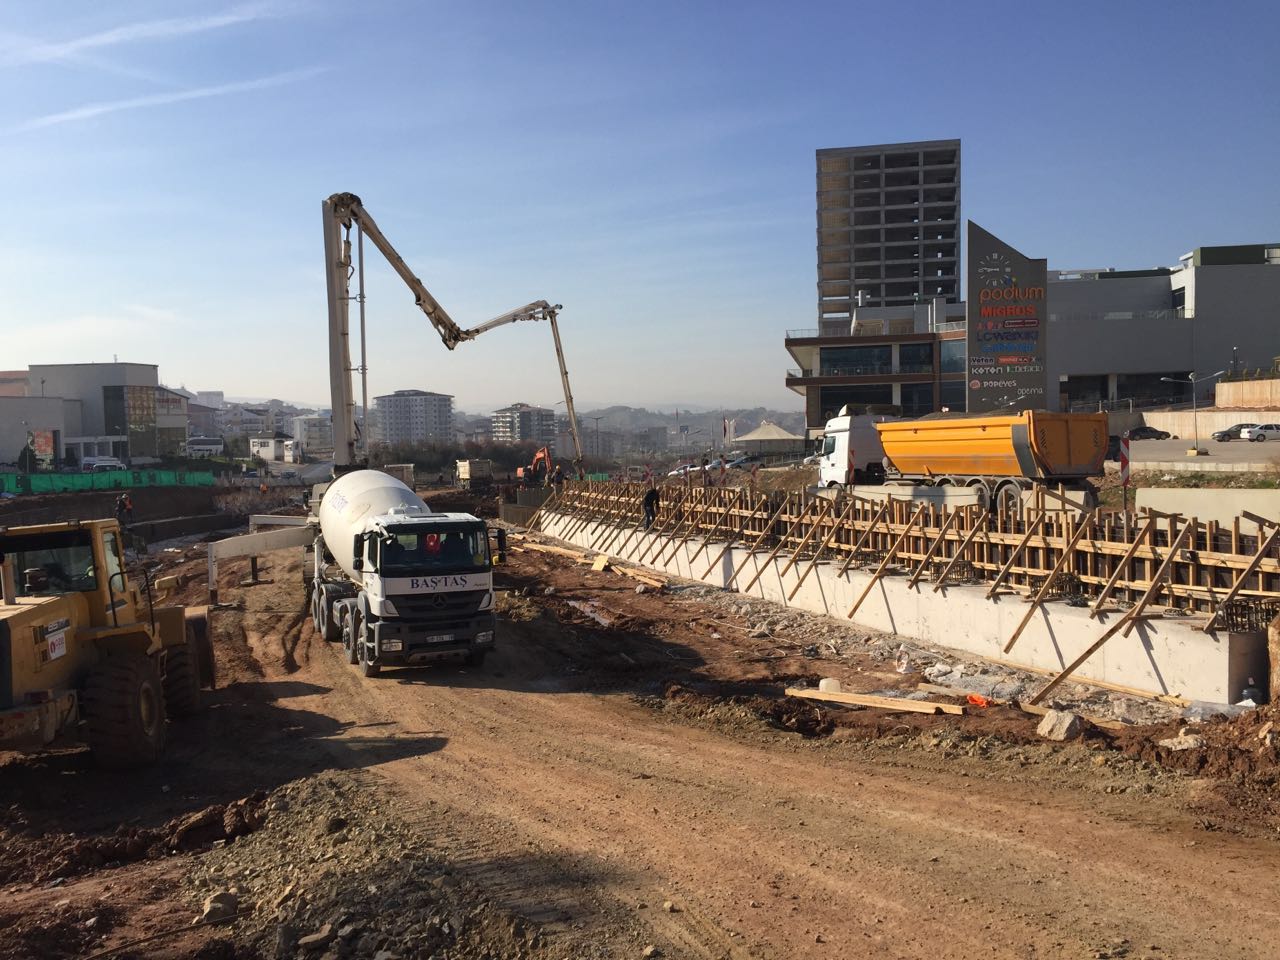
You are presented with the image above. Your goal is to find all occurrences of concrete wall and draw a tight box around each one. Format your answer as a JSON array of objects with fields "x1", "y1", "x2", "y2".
[
  {"x1": 1141, "y1": 409, "x2": 1280, "y2": 436},
  {"x1": 0, "y1": 396, "x2": 79, "y2": 465},
  {"x1": 1137, "y1": 488, "x2": 1280, "y2": 534},
  {"x1": 540, "y1": 512, "x2": 1267, "y2": 703},
  {"x1": 1217, "y1": 379, "x2": 1280, "y2": 408}
]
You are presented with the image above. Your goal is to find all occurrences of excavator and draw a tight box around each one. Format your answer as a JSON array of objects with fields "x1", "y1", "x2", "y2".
[
  {"x1": 516, "y1": 446, "x2": 553, "y2": 487},
  {"x1": 320, "y1": 192, "x2": 585, "y2": 476}
]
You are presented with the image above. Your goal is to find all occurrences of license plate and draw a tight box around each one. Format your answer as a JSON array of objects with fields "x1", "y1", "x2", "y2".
[{"x1": 425, "y1": 633, "x2": 455, "y2": 644}]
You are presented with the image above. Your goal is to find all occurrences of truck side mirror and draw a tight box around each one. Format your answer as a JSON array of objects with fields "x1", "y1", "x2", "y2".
[
  {"x1": 351, "y1": 534, "x2": 364, "y2": 571},
  {"x1": 493, "y1": 528, "x2": 507, "y2": 564}
]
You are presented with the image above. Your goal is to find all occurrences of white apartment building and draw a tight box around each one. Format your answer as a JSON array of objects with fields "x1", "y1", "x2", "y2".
[{"x1": 374, "y1": 390, "x2": 454, "y2": 446}]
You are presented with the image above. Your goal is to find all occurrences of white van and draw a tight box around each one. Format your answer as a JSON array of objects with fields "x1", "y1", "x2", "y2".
[
  {"x1": 815, "y1": 408, "x2": 896, "y2": 488},
  {"x1": 82, "y1": 457, "x2": 125, "y2": 473}
]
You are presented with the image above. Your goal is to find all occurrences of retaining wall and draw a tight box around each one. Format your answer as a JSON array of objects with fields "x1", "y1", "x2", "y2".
[{"x1": 540, "y1": 512, "x2": 1267, "y2": 703}]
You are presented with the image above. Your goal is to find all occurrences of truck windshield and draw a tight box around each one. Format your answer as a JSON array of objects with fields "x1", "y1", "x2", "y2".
[
  {"x1": 0, "y1": 529, "x2": 98, "y2": 596},
  {"x1": 377, "y1": 525, "x2": 489, "y2": 576}
]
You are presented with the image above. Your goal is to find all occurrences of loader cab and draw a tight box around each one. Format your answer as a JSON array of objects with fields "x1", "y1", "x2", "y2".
[{"x1": 0, "y1": 521, "x2": 136, "y2": 628}]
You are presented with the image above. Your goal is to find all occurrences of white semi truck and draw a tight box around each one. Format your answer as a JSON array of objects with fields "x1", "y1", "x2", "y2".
[
  {"x1": 309, "y1": 470, "x2": 505, "y2": 676},
  {"x1": 815, "y1": 409, "x2": 896, "y2": 488}
]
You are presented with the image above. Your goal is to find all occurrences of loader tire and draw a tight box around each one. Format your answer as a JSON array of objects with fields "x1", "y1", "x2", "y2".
[
  {"x1": 163, "y1": 639, "x2": 202, "y2": 717},
  {"x1": 186, "y1": 612, "x2": 216, "y2": 690},
  {"x1": 83, "y1": 655, "x2": 166, "y2": 766}
]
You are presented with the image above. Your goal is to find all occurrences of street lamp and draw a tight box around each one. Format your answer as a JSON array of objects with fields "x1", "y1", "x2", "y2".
[
  {"x1": 1160, "y1": 370, "x2": 1225, "y2": 455},
  {"x1": 587, "y1": 415, "x2": 605, "y2": 459}
]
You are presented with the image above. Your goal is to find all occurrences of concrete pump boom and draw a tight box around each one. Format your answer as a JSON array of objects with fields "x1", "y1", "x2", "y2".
[{"x1": 323, "y1": 191, "x2": 585, "y2": 471}]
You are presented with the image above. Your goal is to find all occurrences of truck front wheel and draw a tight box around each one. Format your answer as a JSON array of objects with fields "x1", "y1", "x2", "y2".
[
  {"x1": 342, "y1": 609, "x2": 360, "y2": 665},
  {"x1": 83, "y1": 654, "x2": 167, "y2": 766}
]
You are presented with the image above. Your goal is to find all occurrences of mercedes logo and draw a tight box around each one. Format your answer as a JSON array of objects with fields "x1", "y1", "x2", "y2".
[{"x1": 431, "y1": 594, "x2": 448, "y2": 609}]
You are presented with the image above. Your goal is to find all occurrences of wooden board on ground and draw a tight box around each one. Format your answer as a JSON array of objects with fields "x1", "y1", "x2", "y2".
[
  {"x1": 591, "y1": 555, "x2": 612, "y2": 572},
  {"x1": 914, "y1": 683, "x2": 1132, "y2": 732},
  {"x1": 785, "y1": 686, "x2": 965, "y2": 716}
]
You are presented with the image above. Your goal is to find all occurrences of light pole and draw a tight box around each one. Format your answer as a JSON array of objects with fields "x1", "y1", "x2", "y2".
[
  {"x1": 1161, "y1": 370, "x2": 1225, "y2": 455},
  {"x1": 587, "y1": 416, "x2": 605, "y2": 460}
]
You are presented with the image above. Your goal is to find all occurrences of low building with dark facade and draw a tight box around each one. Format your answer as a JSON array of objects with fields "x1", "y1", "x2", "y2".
[{"x1": 788, "y1": 242, "x2": 1280, "y2": 434}]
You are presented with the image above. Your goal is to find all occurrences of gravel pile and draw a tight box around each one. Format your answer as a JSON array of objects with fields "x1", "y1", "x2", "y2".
[{"x1": 188, "y1": 773, "x2": 551, "y2": 960}]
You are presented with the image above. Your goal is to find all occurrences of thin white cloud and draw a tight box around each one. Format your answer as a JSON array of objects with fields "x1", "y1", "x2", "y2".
[
  {"x1": 12, "y1": 67, "x2": 324, "y2": 132},
  {"x1": 0, "y1": 3, "x2": 284, "y2": 68}
]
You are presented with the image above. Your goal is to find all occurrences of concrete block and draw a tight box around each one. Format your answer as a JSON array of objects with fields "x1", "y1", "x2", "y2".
[{"x1": 1036, "y1": 710, "x2": 1084, "y2": 741}]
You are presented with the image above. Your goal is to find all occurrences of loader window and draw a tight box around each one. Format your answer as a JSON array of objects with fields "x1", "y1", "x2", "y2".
[
  {"x1": 378, "y1": 525, "x2": 490, "y2": 575},
  {"x1": 0, "y1": 530, "x2": 97, "y2": 597}
]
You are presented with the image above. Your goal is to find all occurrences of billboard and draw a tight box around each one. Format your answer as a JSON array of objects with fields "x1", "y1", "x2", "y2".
[{"x1": 965, "y1": 222, "x2": 1048, "y2": 412}]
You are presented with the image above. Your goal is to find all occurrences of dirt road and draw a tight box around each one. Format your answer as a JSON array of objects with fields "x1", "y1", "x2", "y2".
[{"x1": 4, "y1": 540, "x2": 1280, "y2": 959}]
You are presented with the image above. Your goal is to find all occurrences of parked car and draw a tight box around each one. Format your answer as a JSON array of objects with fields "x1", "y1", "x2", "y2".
[
  {"x1": 1123, "y1": 426, "x2": 1171, "y2": 441},
  {"x1": 666, "y1": 462, "x2": 696, "y2": 477},
  {"x1": 1211, "y1": 423, "x2": 1259, "y2": 442},
  {"x1": 726, "y1": 455, "x2": 760, "y2": 470},
  {"x1": 1240, "y1": 424, "x2": 1280, "y2": 442}
]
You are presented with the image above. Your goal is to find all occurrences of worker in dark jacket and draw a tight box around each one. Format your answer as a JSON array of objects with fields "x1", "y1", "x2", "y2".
[{"x1": 642, "y1": 486, "x2": 661, "y2": 529}]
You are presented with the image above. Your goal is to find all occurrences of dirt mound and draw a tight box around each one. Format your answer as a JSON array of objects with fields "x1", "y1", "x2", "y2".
[
  {"x1": 190, "y1": 773, "x2": 555, "y2": 960},
  {"x1": 1116, "y1": 704, "x2": 1280, "y2": 779},
  {"x1": 0, "y1": 794, "x2": 267, "y2": 885}
]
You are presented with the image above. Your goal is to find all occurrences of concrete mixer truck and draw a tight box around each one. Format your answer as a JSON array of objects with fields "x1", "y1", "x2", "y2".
[{"x1": 309, "y1": 470, "x2": 506, "y2": 676}]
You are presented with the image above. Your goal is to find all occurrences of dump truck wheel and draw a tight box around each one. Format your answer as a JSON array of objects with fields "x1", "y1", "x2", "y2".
[
  {"x1": 163, "y1": 638, "x2": 202, "y2": 717},
  {"x1": 83, "y1": 655, "x2": 166, "y2": 766}
]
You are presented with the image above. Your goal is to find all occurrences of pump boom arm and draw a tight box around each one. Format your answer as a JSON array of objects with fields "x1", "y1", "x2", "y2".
[{"x1": 323, "y1": 192, "x2": 585, "y2": 470}]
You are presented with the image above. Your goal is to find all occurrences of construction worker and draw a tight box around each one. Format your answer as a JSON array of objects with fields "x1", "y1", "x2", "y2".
[
  {"x1": 550, "y1": 463, "x2": 565, "y2": 491},
  {"x1": 700, "y1": 457, "x2": 711, "y2": 488},
  {"x1": 643, "y1": 485, "x2": 661, "y2": 529}
]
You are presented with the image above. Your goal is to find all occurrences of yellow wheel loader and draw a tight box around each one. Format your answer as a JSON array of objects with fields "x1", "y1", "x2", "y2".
[{"x1": 0, "y1": 518, "x2": 214, "y2": 766}]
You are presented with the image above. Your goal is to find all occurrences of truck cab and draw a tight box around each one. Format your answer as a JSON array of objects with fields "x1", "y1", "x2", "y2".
[
  {"x1": 325, "y1": 509, "x2": 501, "y2": 675},
  {"x1": 816, "y1": 409, "x2": 894, "y2": 488}
]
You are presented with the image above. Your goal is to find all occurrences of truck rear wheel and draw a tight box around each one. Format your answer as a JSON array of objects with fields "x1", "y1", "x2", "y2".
[
  {"x1": 83, "y1": 654, "x2": 166, "y2": 766},
  {"x1": 317, "y1": 592, "x2": 341, "y2": 643}
]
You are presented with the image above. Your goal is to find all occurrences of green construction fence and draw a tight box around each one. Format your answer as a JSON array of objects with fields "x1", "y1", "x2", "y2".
[{"x1": 0, "y1": 470, "x2": 217, "y2": 496}]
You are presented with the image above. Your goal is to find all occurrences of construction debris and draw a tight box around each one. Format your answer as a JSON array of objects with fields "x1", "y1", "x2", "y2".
[
  {"x1": 785, "y1": 686, "x2": 966, "y2": 716},
  {"x1": 1036, "y1": 709, "x2": 1085, "y2": 741}
]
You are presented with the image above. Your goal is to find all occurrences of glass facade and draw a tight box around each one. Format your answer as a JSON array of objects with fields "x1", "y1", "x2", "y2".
[
  {"x1": 820, "y1": 345, "x2": 892, "y2": 376},
  {"x1": 819, "y1": 384, "x2": 893, "y2": 420},
  {"x1": 898, "y1": 342, "x2": 933, "y2": 374},
  {"x1": 900, "y1": 382, "x2": 934, "y2": 416},
  {"x1": 939, "y1": 380, "x2": 966, "y2": 412},
  {"x1": 940, "y1": 339, "x2": 965, "y2": 373}
]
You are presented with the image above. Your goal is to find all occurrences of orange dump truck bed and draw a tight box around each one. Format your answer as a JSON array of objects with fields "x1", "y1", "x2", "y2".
[{"x1": 875, "y1": 411, "x2": 1107, "y2": 481}]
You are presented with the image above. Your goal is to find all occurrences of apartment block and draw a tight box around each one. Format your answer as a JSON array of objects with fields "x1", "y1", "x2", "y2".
[
  {"x1": 375, "y1": 390, "x2": 454, "y2": 446},
  {"x1": 492, "y1": 403, "x2": 557, "y2": 448}
]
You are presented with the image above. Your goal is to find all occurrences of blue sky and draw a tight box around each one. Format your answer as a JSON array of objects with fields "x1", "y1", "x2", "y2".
[{"x1": 3, "y1": 1, "x2": 1277, "y2": 413}]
